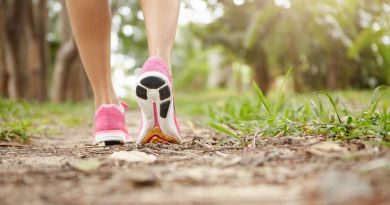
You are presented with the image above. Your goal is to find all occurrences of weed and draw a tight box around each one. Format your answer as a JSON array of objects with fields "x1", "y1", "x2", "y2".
[
  {"x1": 208, "y1": 74, "x2": 390, "y2": 146},
  {"x1": 0, "y1": 98, "x2": 92, "y2": 143},
  {"x1": 0, "y1": 121, "x2": 30, "y2": 143}
]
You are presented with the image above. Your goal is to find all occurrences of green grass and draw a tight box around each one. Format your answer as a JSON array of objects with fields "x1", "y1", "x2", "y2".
[
  {"x1": 207, "y1": 83, "x2": 390, "y2": 147},
  {"x1": 1, "y1": 84, "x2": 389, "y2": 146},
  {"x1": 0, "y1": 98, "x2": 93, "y2": 143},
  {"x1": 175, "y1": 88, "x2": 241, "y2": 116}
]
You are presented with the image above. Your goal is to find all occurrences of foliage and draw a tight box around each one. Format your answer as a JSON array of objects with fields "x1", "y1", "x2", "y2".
[
  {"x1": 196, "y1": 0, "x2": 390, "y2": 90},
  {"x1": 0, "y1": 121, "x2": 30, "y2": 143},
  {"x1": 0, "y1": 98, "x2": 92, "y2": 143},
  {"x1": 0, "y1": 99, "x2": 32, "y2": 142},
  {"x1": 174, "y1": 26, "x2": 211, "y2": 89},
  {"x1": 111, "y1": 0, "x2": 148, "y2": 69},
  {"x1": 208, "y1": 72, "x2": 390, "y2": 147},
  {"x1": 175, "y1": 88, "x2": 238, "y2": 116}
]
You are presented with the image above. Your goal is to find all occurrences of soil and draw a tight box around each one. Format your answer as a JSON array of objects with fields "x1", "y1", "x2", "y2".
[{"x1": 1, "y1": 111, "x2": 389, "y2": 205}]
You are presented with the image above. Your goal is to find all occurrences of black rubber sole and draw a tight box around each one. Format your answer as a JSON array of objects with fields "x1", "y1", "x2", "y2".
[
  {"x1": 160, "y1": 100, "x2": 171, "y2": 118},
  {"x1": 136, "y1": 76, "x2": 172, "y2": 119},
  {"x1": 136, "y1": 86, "x2": 147, "y2": 100},
  {"x1": 159, "y1": 85, "x2": 170, "y2": 100},
  {"x1": 104, "y1": 140, "x2": 123, "y2": 146},
  {"x1": 140, "y1": 76, "x2": 165, "y2": 89}
]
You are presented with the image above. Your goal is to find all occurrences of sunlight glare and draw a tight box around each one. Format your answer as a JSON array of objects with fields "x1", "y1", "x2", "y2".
[
  {"x1": 122, "y1": 25, "x2": 134, "y2": 37},
  {"x1": 118, "y1": 6, "x2": 131, "y2": 16},
  {"x1": 179, "y1": 1, "x2": 223, "y2": 25},
  {"x1": 382, "y1": 36, "x2": 390, "y2": 45},
  {"x1": 274, "y1": 0, "x2": 291, "y2": 9},
  {"x1": 233, "y1": 0, "x2": 245, "y2": 6}
]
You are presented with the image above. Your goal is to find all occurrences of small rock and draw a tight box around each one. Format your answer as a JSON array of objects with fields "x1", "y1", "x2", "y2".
[
  {"x1": 68, "y1": 158, "x2": 101, "y2": 172},
  {"x1": 308, "y1": 141, "x2": 348, "y2": 156},
  {"x1": 127, "y1": 171, "x2": 158, "y2": 187},
  {"x1": 110, "y1": 151, "x2": 156, "y2": 163}
]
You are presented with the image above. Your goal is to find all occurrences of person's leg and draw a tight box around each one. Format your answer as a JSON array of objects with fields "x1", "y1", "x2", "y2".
[
  {"x1": 135, "y1": 0, "x2": 182, "y2": 144},
  {"x1": 140, "y1": 0, "x2": 181, "y2": 73},
  {"x1": 66, "y1": 0, "x2": 128, "y2": 144},
  {"x1": 65, "y1": 0, "x2": 118, "y2": 107}
]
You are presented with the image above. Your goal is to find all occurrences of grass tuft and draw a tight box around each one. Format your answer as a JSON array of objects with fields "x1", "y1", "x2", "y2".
[
  {"x1": 0, "y1": 98, "x2": 92, "y2": 143},
  {"x1": 208, "y1": 79, "x2": 390, "y2": 147}
]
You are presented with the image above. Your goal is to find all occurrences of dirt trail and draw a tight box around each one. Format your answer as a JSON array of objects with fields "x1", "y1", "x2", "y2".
[{"x1": 1, "y1": 111, "x2": 389, "y2": 205}]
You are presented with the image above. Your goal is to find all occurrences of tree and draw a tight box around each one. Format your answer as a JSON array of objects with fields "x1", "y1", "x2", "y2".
[
  {"x1": 0, "y1": 0, "x2": 48, "y2": 101},
  {"x1": 0, "y1": 0, "x2": 92, "y2": 102},
  {"x1": 198, "y1": 0, "x2": 390, "y2": 92}
]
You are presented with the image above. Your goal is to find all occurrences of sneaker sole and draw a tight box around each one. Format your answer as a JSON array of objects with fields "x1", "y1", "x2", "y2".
[
  {"x1": 135, "y1": 71, "x2": 181, "y2": 144},
  {"x1": 94, "y1": 130, "x2": 128, "y2": 144}
]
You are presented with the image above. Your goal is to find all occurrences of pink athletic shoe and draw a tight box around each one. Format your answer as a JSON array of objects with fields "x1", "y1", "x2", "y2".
[
  {"x1": 93, "y1": 101, "x2": 130, "y2": 144},
  {"x1": 135, "y1": 57, "x2": 182, "y2": 144}
]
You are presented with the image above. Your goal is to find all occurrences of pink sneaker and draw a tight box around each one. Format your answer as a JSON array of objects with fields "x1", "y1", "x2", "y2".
[
  {"x1": 135, "y1": 57, "x2": 182, "y2": 144},
  {"x1": 94, "y1": 101, "x2": 130, "y2": 144}
]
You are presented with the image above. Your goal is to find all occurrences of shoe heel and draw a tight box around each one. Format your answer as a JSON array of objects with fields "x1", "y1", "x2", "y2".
[
  {"x1": 135, "y1": 72, "x2": 181, "y2": 144},
  {"x1": 94, "y1": 130, "x2": 127, "y2": 144},
  {"x1": 142, "y1": 126, "x2": 179, "y2": 144}
]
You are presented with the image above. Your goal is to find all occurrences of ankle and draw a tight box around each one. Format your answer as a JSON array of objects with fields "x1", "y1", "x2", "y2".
[
  {"x1": 94, "y1": 96, "x2": 119, "y2": 108},
  {"x1": 149, "y1": 49, "x2": 172, "y2": 74}
]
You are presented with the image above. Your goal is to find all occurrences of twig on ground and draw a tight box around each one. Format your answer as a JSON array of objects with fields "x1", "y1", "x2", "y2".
[
  {"x1": 141, "y1": 148, "x2": 160, "y2": 156},
  {"x1": 200, "y1": 146, "x2": 242, "y2": 153},
  {"x1": 251, "y1": 126, "x2": 260, "y2": 148},
  {"x1": 193, "y1": 140, "x2": 213, "y2": 148}
]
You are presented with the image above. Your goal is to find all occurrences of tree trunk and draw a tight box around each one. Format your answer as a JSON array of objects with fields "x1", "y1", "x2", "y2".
[
  {"x1": 3, "y1": 0, "x2": 48, "y2": 101},
  {"x1": 4, "y1": 0, "x2": 29, "y2": 99},
  {"x1": 25, "y1": 0, "x2": 48, "y2": 100},
  {"x1": 0, "y1": 1, "x2": 8, "y2": 97},
  {"x1": 66, "y1": 57, "x2": 91, "y2": 101},
  {"x1": 51, "y1": 38, "x2": 78, "y2": 102},
  {"x1": 252, "y1": 62, "x2": 270, "y2": 93},
  {"x1": 247, "y1": 44, "x2": 270, "y2": 93},
  {"x1": 326, "y1": 50, "x2": 339, "y2": 90}
]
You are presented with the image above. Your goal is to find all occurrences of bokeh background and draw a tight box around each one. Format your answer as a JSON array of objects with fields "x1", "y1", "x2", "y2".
[{"x1": 0, "y1": 0, "x2": 389, "y2": 102}]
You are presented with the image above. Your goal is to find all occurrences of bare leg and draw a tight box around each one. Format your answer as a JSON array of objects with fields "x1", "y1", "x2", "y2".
[
  {"x1": 65, "y1": 0, "x2": 118, "y2": 107},
  {"x1": 140, "y1": 0, "x2": 181, "y2": 73}
]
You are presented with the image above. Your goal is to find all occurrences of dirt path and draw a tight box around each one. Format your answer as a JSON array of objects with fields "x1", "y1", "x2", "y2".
[{"x1": 1, "y1": 111, "x2": 389, "y2": 205}]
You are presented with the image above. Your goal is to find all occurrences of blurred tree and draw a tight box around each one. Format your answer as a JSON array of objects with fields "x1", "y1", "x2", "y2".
[
  {"x1": 195, "y1": 0, "x2": 280, "y2": 93},
  {"x1": 0, "y1": 0, "x2": 7, "y2": 97},
  {"x1": 0, "y1": 0, "x2": 48, "y2": 101},
  {"x1": 1, "y1": 0, "x2": 389, "y2": 102},
  {"x1": 112, "y1": 0, "x2": 148, "y2": 69},
  {"x1": 0, "y1": 0, "x2": 93, "y2": 102},
  {"x1": 197, "y1": 0, "x2": 390, "y2": 92}
]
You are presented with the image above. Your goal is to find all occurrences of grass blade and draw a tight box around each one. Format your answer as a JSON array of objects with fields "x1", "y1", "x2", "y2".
[
  {"x1": 382, "y1": 101, "x2": 389, "y2": 132},
  {"x1": 209, "y1": 122, "x2": 239, "y2": 140},
  {"x1": 320, "y1": 92, "x2": 342, "y2": 124},
  {"x1": 370, "y1": 85, "x2": 387, "y2": 114},
  {"x1": 275, "y1": 67, "x2": 293, "y2": 112},
  {"x1": 371, "y1": 85, "x2": 385, "y2": 105},
  {"x1": 310, "y1": 100, "x2": 322, "y2": 119},
  {"x1": 253, "y1": 81, "x2": 275, "y2": 120}
]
